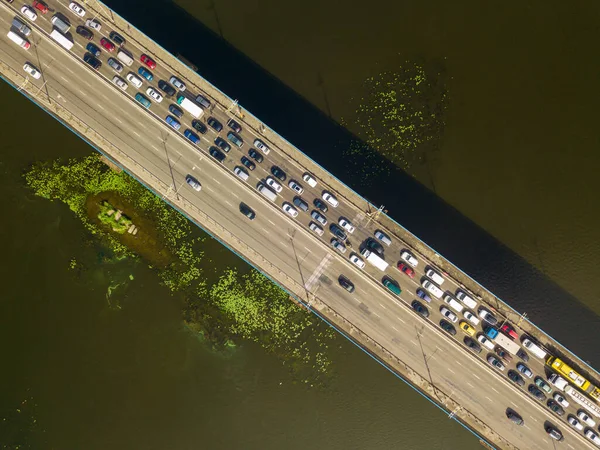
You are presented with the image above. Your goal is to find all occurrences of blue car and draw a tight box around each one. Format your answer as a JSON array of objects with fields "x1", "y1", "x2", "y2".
[
  {"x1": 86, "y1": 43, "x2": 101, "y2": 57},
  {"x1": 165, "y1": 115, "x2": 181, "y2": 131},
  {"x1": 416, "y1": 288, "x2": 432, "y2": 303},
  {"x1": 135, "y1": 93, "x2": 151, "y2": 109},
  {"x1": 168, "y1": 104, "x2": 183, "y2": 118},
  {"x1": 184, "y1": 129, "x2": 200, "y2": 145},
  {"x1": 137, "y1": 66, "x2": 153, "y2": 82}
]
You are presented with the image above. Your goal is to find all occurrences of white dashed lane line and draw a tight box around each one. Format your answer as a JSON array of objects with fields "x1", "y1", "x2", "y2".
[
  {"x1": 397, "y1": 317, "x2": 406, "y2": 324},
  {"x1": 447, "y1": 368, "x2": 455, "y2": 374},
  {"x1": 392, "y1": 326, "x2": 399, "y2": 332},
  {"x1": 379, "y1": 303, "x2": 387, "y2": 310},
  {"x1": 472, "y1": 374, "x2": 481, "y2": 380}
]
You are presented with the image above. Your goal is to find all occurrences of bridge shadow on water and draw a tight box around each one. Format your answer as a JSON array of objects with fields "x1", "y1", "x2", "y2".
[{"x1": 104, "y1": 0, "x2": 600, "y2": 369}]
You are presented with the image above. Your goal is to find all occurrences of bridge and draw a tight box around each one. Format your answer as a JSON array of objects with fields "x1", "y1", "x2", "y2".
[{"x1": 1, "y1": 1, "x2": 599, "y2": 448}]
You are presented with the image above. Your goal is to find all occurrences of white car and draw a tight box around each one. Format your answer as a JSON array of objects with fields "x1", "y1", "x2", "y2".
[
  {"x1": 266, "y1": 177, "x2": 282, "y2": 193},
  {"x1": 578, "y1": 410, "x2": 596, "y2": 427},
  {"x1": 23, "y1": 63, "x2": 41, "y2": 79},
  {"x1": 322, "y1": 191, "x2": 339, "y2": 207},
  {"x1": 440, "y1": 307, "x2": 457, "y2": 323},
  {"x1": 254, "y1": 139, "x2": 270, "y2": 154},
  {"x1": 112, "y1": 76, "x2": 127, "y2": 91},
  {"x1": 422, "y1": 279, "x2": 443, "y2": 298},
  {"x1": 282, "y1": 202, "x2": 298, "y2": 218},
  {"x1": 302, "y1": 172, "x2": 317, "y2": 187},
  {"x1": 185, "y1": 175, "x2": 201, "y2": 192},
  {"x1": 126, "y1": 73, "x2": 143, "y2": 88},
  {"x1": 288, "y1": 180, "x2": 304, "y2": 194},
  {"x1": 553, "y1": 393, "x2": 569, "y2": 408},
  {"x1": 169, "y1": 76, "x2": 186, "y2": 91},
  {"x1": 400, "y1": 250, "x2": 418, "y2": 267},
  {"x1": 338, "y1": 218, "x2": 355, "y2": 234},
  {"x1": 85, "y1": 19, "x2": 101, "y2": 31},
  {"x1": 69, "y1": 2, "x2": 86, "y2": 16},
  {"x1": 146, "y1": 87, "x2": 163, "y2": 103},
  {"x1": 349, "y1": 253, "x2": 365, "y2": 269},
  {"x1": 477, "y1": 333, "x2": 495, "y2": 350},
  {"x1": 308, "y1": 222, "x2": 323, "y2": 236},
  {"x1": 463, "y1": 310, "x2": 480, "y2": 326},
  {"x1": 330, "y1": 238, "x2": 346, "y2": 254},
  {"x1": 567, "y1": 415, "x2": 584, "y2": 431},
  {"x1": 585, "y1": 429, "x2": 600, "y2": 446},
  {"x1": 425, "y1": 268, "x2": 445, "y2": 285},
  {"x1": 20, "y1": 5, "x2": 38, "y2": 21}
]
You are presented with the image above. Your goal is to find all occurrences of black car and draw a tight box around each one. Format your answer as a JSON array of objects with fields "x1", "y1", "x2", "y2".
[
  {"x1": 209, "y1": 146, "x2": 225, "y2": 162},
  {"x1": 329, "y1": 224, "x2": 347, "y2": 241},
  {"x1": 240, "y1": 156, "x2": 255, "y2": 171},
  {"x1": 207, "y1": 116, "x2": 223, "y2": 132},
  {"x1": 107, "y1": 57, "x2": 123, "y2": 73},
  {"x1": 293, "y1": 196, "x2": 309, "y2": 212},
  {"x1": 507, "y1": 370, "x2": 525, "y2": 387},
  {"x1": 313, "y1": 198, "x2": 328, "y2": 213},
  {"x1": 516, "y1": 349, "x2": 529, "y2": 362},
  {"x1": 109, "y1": 31, "x2": 126, "y2": 47},
  {"x1": 546, "y1": 399, "x2": 565, "y2": 416},
  {"x1": 527, "y1": 384, "x2": 545, "y2": 402},
  {"x1": 158, "y1": 80, "x2": 176, "y2": 97},
  {"x1": 506, "y1": 410, "x2": 524, "y2": 426},
  {"x1": 338, "y1": 275, "x2": 355, "y2": 293},
  {"x1": 169, "y1": 104, "x2": 183, "y2": 118},
  {"x1": 495, "y1": 346, "x2": 512, "y2": 361},
  {"x1": 214, "y1": 137, "x2": 231, "y2": 153},
  {"x1": 270, "y1": 166, "x2": 287, "y2": 182},
  {"x1": 545, "y1": 425, "x2": 563, "y2": 441},
  {"x1": 463, "y1": 337, "x2": 482, "y2": 354},
  {"x1": 411, "y1": 300, "x2": 429, "y2": 318},
  {"x1": 248, "y1": 148, "x2": 263, "y2": 163},
  {"x1": 227, "y1": 118, "x2": 242, "y2": 133},
  {"x1": 83, "y1": 53, "x2": 101, "y2": 70},
  {"x1": 439, "y1": 320, "x2": 456, "y2": 336},
  {"x1": 76, "y1": 25, "x2": 93, "y2": 40},
  {"x1": 239, "y1": 202, "x2": 255, "y2": 220},
  {"x1": 192, "y1": 120, "x2": 207, "y2": 134},
  {"x1": 366, "y1": 238, "x2": 384, "y2": 256}
]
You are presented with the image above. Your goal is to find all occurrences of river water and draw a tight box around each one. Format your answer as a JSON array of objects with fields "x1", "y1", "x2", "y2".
[{"x1": 1, "y1": 0, "x2": 600, "y2": 448}]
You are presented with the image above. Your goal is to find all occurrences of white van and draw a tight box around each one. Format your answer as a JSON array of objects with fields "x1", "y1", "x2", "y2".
[
  {"x1": 455, "y1": 290, "x2": 478, "y2": 309},
  {"x1": 51, "y1": 16, "x2": 70, "y2": 34},
  {"x1": 7, "y1": 31, "x2": 30, "y2": 49},
  {"x1": 117, "y1": 50, "x2": 134, "y2": 67},
  {"x1": 425, "y1": 267, "x2": 444, "y2": 285},
  {"x1": 233, "y1": 166, "x2": 249, "y2": 181},
  {"x1": 257, "y1": 183, "x2": 277, "y2": 202},
  {"x1": 422, "y1": 279, "x2": 443, "y2": 299},
  {"x1": 522, "y1": 338, "x2": 548, "y2": 359},
  {"x1": 443, "y1": 294, "x2": 464, "y2": 313}
]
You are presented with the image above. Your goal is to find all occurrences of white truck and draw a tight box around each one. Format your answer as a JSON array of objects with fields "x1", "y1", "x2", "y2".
[
  {"x1": 176, "y1": 95, "x2": 203, "y2": 118},
  {"x1": 360, "y1": 249, "x2": 388, "y2": 271},
  {"x1": 50, "y1": 30, "x2": 74, "y2": 51},
  {"x1": 484, "y1": 327, "x2": 521, "y2": 355}
]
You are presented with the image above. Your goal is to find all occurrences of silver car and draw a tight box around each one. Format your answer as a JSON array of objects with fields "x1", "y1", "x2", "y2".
[
  {"x1": 311, "y1": 210, "x2": 327, "y2": 226},
  {"x1": 331, "y1": 238, "x2": 346, "y2": 254},
  {"x1": 169, "y1": 75, "x2": 186, "y2": 91}
]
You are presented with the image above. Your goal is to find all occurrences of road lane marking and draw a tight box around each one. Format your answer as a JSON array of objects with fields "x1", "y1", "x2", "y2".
[
  {"x1": 567, "y1": 444, "x2": 574, "y2": 449},
  {"x1": 467, "y1": 382, "x2": 474, "y2": 388},
  {"x1": 60, "y1": 75, "x2": 68, "y2": 82},
  {"x1": 132, "y1": 131, "x2": 140, "y2": 137},
  {"x1": 79, "y1": 89, "x2": 85, "y2": 95},
  {"x1": 212, "y1": 178, "x2": 221, "y2": 185},
  {"x1": 97, "y1": 104, "x2": 104, "y2": 110},
  {"x1": 447, "y1": 368, "x2": 455, "y2": 374},
  {"x1": 410, "y1": 340, "x2": 417, "y2": 346},
  {"x1": 224, "y1": 200, "x2": 232, "y2": 207},
  {"x1": 524, "y1": 425, "x2": 531, "y2": 430},
  {"x1": 304, "y1": 246, "x2": 310, "y2": 251},
  {"x1": 485, "y1": 396, "x2": 492, "y2": 402},
  {"x1": 472, "y1": 374, "x2": 481, "y2": 380},
  {"x1": 455, "y1": 361, "x2": 463, "y2": 367},
  {"x1": 379, "y1": 303, "x2": 387, "y2": 310},
  {"x1": 392, "y1": 326, "x2": 399, "y2": 332},
  {"x1": 372, "y1": 311, "x2": 381, "y2": 318},
  {"x1": 268, "y1": 219, "x2": 276, "y2": 226},
  {"x1": 491, "y1": 387, "x2": 499, "y2": 394},
  {"x1": 396, "y1": 317, "x2": 406, "y2": 324},
  {"x1": 305, "y1": 253, "x2": 332, "y2": 290}
]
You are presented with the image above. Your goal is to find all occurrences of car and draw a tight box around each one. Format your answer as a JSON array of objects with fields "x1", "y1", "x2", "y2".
[
  {"x1": 100, "y1": 37, "x2": 115, "y2": 52},
  {"x1": 516, "y1": 363, "x2": 533, "y2": 378},
  {"x1": 366, "y1": 238, "x2": 384, "y2": 256},
  {"x1": 270, "y1": 166, "x2": 287, "y2": 182},
  {"x1": 425, "y1": 268, "x2": 444, "y2": 285},
  {"x1": 506, "y1": 410, "x2": 524, "y2": 426},
  {"x1": 329, "y1": 224, "x2": 347, "y2": 241},
  {"x1": 311, "y1": 210, "x2": 327, "y2": 226},
  {"x1": 134, "y1": 92, "x2": 150, "y2": 108},
  {"x1": 308, "y1": 222, "x2": 324, "y2": 236},
  {"x1": 416, "y1": 288, "x2": 432, "y2": 303},
  {"x1": 20, "y1": 5, "x2": 37, "y2": 20},
  {"x1": 107, "y1": 57, "x2": 123, "y2": 73},
  {"x1": 455, "y1": 290, "x2": 478, "y2": 309},
  {"x1": 459, "y1": 321, "x2": 476, "y2": 336},
  {"x1": 85, "y1": 19, "x2": 101, "y2": 31},
  {"x1": 83, "y1": 53, "x2": 101, "y2": 70},
  {"x1": 248, "y1": 148, "x2": 263, "y2": 163},
  {"x1": 23, "y1": 63, "x2": 41, "y2": 79},
  {"x1": 227, "y1": 118, "x2": 242, "y2": 133},
  {"x1": 330, "y1": 238, "x2": 346, "y2": 254},
  {"x1": 168, "y1": 104, "x2": 183, "y2": 119},
  {"x1": 288, "y1": 180, "x2": 304, "y2": 194},
  {"x1": 86, "y1": 43, "x2": 101, "y2": 57},
  {"x1": 507, "y1": 370, "x2": 525, "y2": 387},
  {"x1": 374, "y1": 230, "x2": 392, "y2": 246},
  {"x1": 214, "y1": 137, "x2": 231, "y2": 153},
  {"x1": 412, "y1": 300, "x2": 429, "y2": 318},
  {"x1": 400, "y1": 250, "x2": 418, "y2": 267},
  {"x1": 184, "y1": 129, "x2": 200, "y2": 145},
  {"x1": 567, "y1": 415, "x2": 584, "y2": 431},
  {"x1": 349, "y1": 253, "x2": 365, "y2": 269},
  {"x1": 282, "y1": 202, "x2": 298, "y2": 218},
  {"x1": 396, "y1": 262, "x2": 415, "y2": 278},
  {"x1": 266, "y1": 177, "x2": 283, "y2": 193},
  {"x1": 239, "y1": 202, "x2": 255, "y2": 220},
  {"x1": 146, "y1": 87, "x2": 163, "y2": 103},
  {"x1": 209, "y1": 146, "x2": 226, "y2": 162},
  {"x1": 382, "y1": 278, "x2": 401, "y2": 295},
  {"x1": 207, "y1": 117, "x2": 223, "y2": 132},
  {"x1": 32, "y1": 0, "x2": 48, "y2": 13},
  {"x1": 322, "y1": 191, "x2": 339, "y2": 207},
  {"x1": 463, "y1": 337, "x2": 482, "y2": 354},
  {"x1": 440, "y1": 307, "x2": 457, "y2": 323},
  {"x1": 586, "y1": 430, "x2": 600, "y2": 445},
  {"x1": 191, "y1": 120, "x2": 207, "y2": 134},
  {"x1": 463, "y1": 310, "x2": 480, "y2": 326},
  {"x1": 195, "y1": 94, "x2": 211, "y2": 108},
  {"x1": 422, "y1": 280, "x2": 443, "y2": 298},
  {"x1": 69, "y1": 2, "x2": 86, "y2": 16},
  {"x1": 487, "y1": 355, "x2": 505, "y2": 371},
  {"x1": 338, "y1": 275, "x2": 355, "y2": 293},
  {"x1": 107, "y1": 31, "x2": 125, "y2": 47},
  {"x1": 185, "y1": 175, "x2": 201, "y2": 191},
  {"x1": 165, "y1": 115, "x2": 180, "y2": 130},
  {"x1": 240, "y1": 156, "x2": 255, "y2": 171},
  {"x1": 169, "y1": 75, "x2": 185, "y2": 91},
  {"x1": 553, "y1": 393, "x2": 569, "y2": 408},
  {"x1": 138, "y1": 66, "x2": 153, "y2": 82},
  {"x1": 126, "y1": 73, "x2": 142, "y2": 88},
  {"x1": 577, "y1": 410, "x2": 596, "y2": 427},
  {"x1": 501, "y1": 323, "x2": 519, "y2": 340},
  {"x1": 158, "y1": 80, "x2": 176, "y2": 97},
  {"x1": 528, "y1": 384, "x2": 546, "y2": 401},
  {"x1": 254, "y1": 139, "x2": 270, "y2": 154},
  {"x1": 313, "y1": 198, "x2": 328, "y2": 213},
  {"x1": 534, "y1": 377, "x2": 552, "y2": 394},
  {"x1": 112, "y1": 76, "x2": 127, "y2": 91},
  {"x1": 227, "y1": 131, "x2": 243, "y2": 148},
  {"x1": 439, "y1": 320, "x2": 456, "y2": 336},
  {"x1": 338, "y1": 218, "x2": 355, "y2": 234},
  {"x1": 140, "y1": 54, "x2": 156, "y2": 69},
  {"x1": 293, "y1": 197, "x2": 309, "y2": 212},
  {"x1": 516, "y1": 349, "x2": 529, "y2": 362},
  {"x1": 545, "y1": 425, "x2": 563, "y2": 441},
  {"x1": 495, "y1": 346, "x2": 512, "y2": 361},
  {"x1": 302, "y1": 172, "x2": 317, "y2": 187},
  {"x1": 76, "y1": 26, "x2": 93, "y2": 40},
  {"x1": 477, "y1": 333, "x2": 495, "y2": 350},
  {"x1": 477, "y1": 307, "x2": 498, "y2": 325},
  {"x1": 547, "y1": 399, "x2": 565, "y2": 416}
]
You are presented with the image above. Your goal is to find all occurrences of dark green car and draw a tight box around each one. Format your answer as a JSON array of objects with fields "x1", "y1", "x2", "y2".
[{"x1": 382, "y1": 277, "x2": 401, "y2": 295}]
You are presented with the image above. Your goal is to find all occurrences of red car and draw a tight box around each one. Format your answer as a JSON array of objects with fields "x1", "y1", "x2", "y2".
[
  {"x1": 501, "y1": 323, "x2": 519, "y2": 340},
  {"x1": 140, "y1": 54, "x2": 156, "y2": 69},
  {"x1": 397, "y1": 262, "x2": 415, "y2": 278},
  {"x1": 99, "y1": 37, "x2": 115, "y2": 52},
  {"x1": 32, "y1": 0, "x2": 48, "y2": 13}
]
